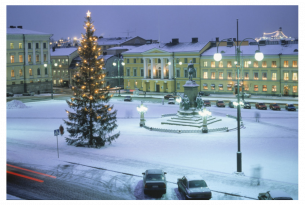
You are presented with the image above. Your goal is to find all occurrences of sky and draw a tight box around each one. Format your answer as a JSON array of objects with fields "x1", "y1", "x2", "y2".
[{"x1": 6, "y1": 5, "x2": 298, "y2": 43}]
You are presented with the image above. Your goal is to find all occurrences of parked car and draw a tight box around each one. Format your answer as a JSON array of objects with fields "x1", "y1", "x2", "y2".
[
  {"x1": 216, "y1": 100, "x2": 225, "y2": 107},
  {"x1": 269, "y1": 103, "x2": 281, "y2": 111},
  {"x1": 203, "y1": 100, "x2": 211, "y2": 107},
  {"x1": 255, "y1": 103, "x2": 267, "y2": 110},
  {"x1": 7, "y1": 92, "x2": 14, "y2": 97},
  {"x1": 164, "y1": 94, "x2": 178, "y2": 100},
  {"x1": 243, "y1": 102, "x2": 251, "y2": 109},
  {"x1": 124, "y1": 96, "x2": 132, "y2": 102},
  {"x1": 22, "y1": 91, "x2": 35, "y2": 96},
  {"x1": 198, "y1": 91, "x2": 210, "y2": 96},
  {"x1": 142, "y1": 169, "x2": 167, "y2": 195},
  {"x1": 168, "y1": 98, "x2": 175, "y2": 104},
  {"x1": 258, "y1": 190, "x2": 293, "y2": 200},
  {"x1": 228, "y1": 101, "x2": 235, "y2": 108},
  {"x1": 236, "y1": 92, "x2": 251, "y2": 98},
  {"x1": 177, "y1": 175, "x2": 212, "y2": 200},
  {"x1": 285, "y1": 104, "x2": 296, "y2": 111}
]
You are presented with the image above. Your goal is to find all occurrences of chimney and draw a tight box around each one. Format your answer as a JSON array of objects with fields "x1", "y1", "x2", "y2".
[
  {"x1": 17, "y1": 26, "x2": 23, "y2": 29},
  {"x1": 233, "y1": 38, "x2": 236, "y2": 42},
  {"x1": 216, "y1": 37, "x2": 219, "y2": 42},
  {"x1": 52, "y1": 47, "x2": 55, "y2": 52},
  {"x1": 192, "y1": 38, "x2": 198, "y2": 43},
  {"x1": 9, "y1": 26, "x2": 16, "y2": 28},
  {"x1": 172, "y1": 38, "x2": 179, "y2": 44},
  {"x1": 103, "y1": 52, "x2": 107, "y2": 55}
]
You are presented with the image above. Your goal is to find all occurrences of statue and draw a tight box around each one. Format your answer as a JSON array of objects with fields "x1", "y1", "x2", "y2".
[
  {"x1": 181, "y1": 95, "x2": 190, "y2": 110},
  {"x1": 188, "y1": 60, "x2": 196, "y2": 81},
  {"x1": 196, "y1": 95, "x2": 204, "y2": 110}
]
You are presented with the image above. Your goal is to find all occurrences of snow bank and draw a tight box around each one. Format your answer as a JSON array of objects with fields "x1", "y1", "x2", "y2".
[{"x1": 7, "y1": 100, "x2": 29, "y2": 109}]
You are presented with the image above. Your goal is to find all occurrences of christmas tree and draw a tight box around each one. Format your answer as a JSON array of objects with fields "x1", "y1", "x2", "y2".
[{"x1": 64, "y1": 10, "x2": 119, "y2": 148}]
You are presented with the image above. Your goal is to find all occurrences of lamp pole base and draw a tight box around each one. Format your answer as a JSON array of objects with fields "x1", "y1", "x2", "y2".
[{"x1": 237, "y1": 152, "x2": 242, "y2": 172}]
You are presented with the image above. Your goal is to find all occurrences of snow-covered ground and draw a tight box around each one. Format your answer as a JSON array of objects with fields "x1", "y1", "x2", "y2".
[{"x1": 6, "y1": 99, "x2": 299, "y2": 200}]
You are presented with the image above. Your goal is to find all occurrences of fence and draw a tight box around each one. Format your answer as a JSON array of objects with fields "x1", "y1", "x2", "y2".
[{"x1": 143, "y1": 125, "x2": 228, "y2": 134}]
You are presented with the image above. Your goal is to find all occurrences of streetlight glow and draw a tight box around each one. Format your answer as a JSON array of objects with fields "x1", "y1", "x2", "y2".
[
  {"x1": 113, "y1": 62, "x2": 117, "y2": 66},
  {"x1": 255, "y1": 50, "x2": 264, "y2": 61},
  {"x1": 213, "y1": 53, "x2": 222, "y2": 61},
  {"x1": 122, "y1": 62, "x2": 125, "y2": 66},
  {"x1": 179, "y1": 62, "x2": 182, "y2": 65}
]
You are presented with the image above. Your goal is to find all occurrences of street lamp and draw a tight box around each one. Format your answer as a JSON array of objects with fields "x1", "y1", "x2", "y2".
[
  {"x1": 213, "y1": 19, "x2": 264, "y2": 173},
  {"x1": 176, "y1": 96, "x2": 182, "y2": 109},
  {"x1": 136, "y1": 101, "x2": 148, "y2": 127},
  {"x1": 113, "y1": 58, "x2": 125, "y2": 96},
  {"x1": 198, "y1": 107, "x2": 211, "y2": 133},
  {"x1": 45, "y1": 63, "x2": 53, "y2": 99}
]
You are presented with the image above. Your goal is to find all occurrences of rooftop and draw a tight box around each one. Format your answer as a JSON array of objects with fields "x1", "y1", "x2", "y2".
[
  {"x1": 97, "y1": 37, "x2": 133, "y2": 46},
  {"x1": 50, "y1": 47, "x2": 78, "y2": 56},
  {"x1": 7, "y1": 27, "x2": 52, "y2": 35}
]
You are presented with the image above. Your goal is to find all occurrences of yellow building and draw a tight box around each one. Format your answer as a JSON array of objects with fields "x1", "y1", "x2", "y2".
[{"x1": 7, "y1": 26, "x2": 53, "y2": 93}]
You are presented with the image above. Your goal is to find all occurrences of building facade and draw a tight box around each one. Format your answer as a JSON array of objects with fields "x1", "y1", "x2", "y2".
[{"x1": 6, "y1": 26, "x2": 53, "y2": 93}]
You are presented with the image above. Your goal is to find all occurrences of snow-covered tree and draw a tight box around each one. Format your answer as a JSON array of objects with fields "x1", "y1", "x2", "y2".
[{"x1": 64, "y1": 11, "x2": 119, "y2": 147}]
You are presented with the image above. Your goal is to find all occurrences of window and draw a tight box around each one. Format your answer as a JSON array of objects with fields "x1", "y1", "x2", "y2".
[
  {"x1": 36, "y1": 55, "x2": 39, "y2": 62},
  {"x1": 244, "y1": 85, "x2": 249, "y2": 91},
  {"x1": 227, "y1": 61, "x2": 232, "y2": 68},
  {"x1": 262, "y1": 61, "x2": 267, "y2": 68},
  {"x1": 12, "y1": 82, "x2": 15, "y2": 85},
  {"x1": 284, "y1": 72, "x2": 289, "y2": 80},
  {"x1": 219, "y1": 61, "x2": 223, "y2": 68},
  {"x1": 37, "y1": 68, "x2": 41, "y2": 76},
  {"x1": 103, "y1": 46, "x2": 106, "y2": 50},
  {"x1": 10, "y1": 43, "x2": 14, "y2": 49},
  {"x1": 284, "y1": 61, "x2": 289, "y2": 67},
  {"x1": 192, "y1": 58, "x2": 196, "y2": 63},
  {"x1": 45, "y1": 67, "x2": 48, "y2": 75},
  {"x1": 177, "y1": 83, "x2": 180, "y2": 90},
  {"x1": 43, "y1": 43, "x2": 46, "y2": 49},
  {"x1": 141, "y1": 59, "x2": 143, "y2": 63},
  {"x1": 19, "y1": 43, "x2": 22, "y2": 49},
  {"x1": 29, "y1": 69, "x2": 32, "y2": 76},
  {"x1": 293, "y1": 86, "x2": 297, "y2": 93},
  {"x1": 127, "y1": 68, "x2": 130, "y2": 76},
  {"x1": 141, "y1": 69, "x2": 144, "y2": 77},
  {"x1": 28, "y1": 43, "x2": 31, "y2": 49},
  {"x1": 134, "y1": 59, "x2": 136, "y2": 63},
  {"x1": 176, "y1": 69, "x2": 180, "y2": 77},
  {"x1": 44, "y1": 54, "x2": 47, "y2": 62},
  {"x1": 176, "y1": 59, "x2": 179, "y2": 64},
  {"x1": 20, "y1": 81, "x2": 23, "y2": 84},
  {"x1": 203, "y1": 72, "x2": 208, "y2": 79},
  {"x1": 211, "y1": 85, "x2": 215, "y2": 90},
  {"x1": 53, "y1": 80, "x2": 56, "y2": 85},
  {"x1": 211, "y1": 61, "x2": 215, "y2": 68},
  {"x1": 158, "y1": 59, "x2": 161, "y2": 63},
  {"x1": 227, "y1": 72, "x2": 232, "y2": 79},
  {"x1": 254, "y1": 72, "x2": 258, "y2": 80},
  {"x1": 244, "y1": 61, "x2": 249, "y2": 68},
  {"x1": 262, "y1": 72, "x2": 267, "y2": 80},
  {"x1": 254, "y1": 61, "x2": 258, "y2": 68},
  {"x1": 28, "y1": 55, "x2": 32, "y2": 62},
  {"x1": 254, "y1": 85, "x2": 258, "y2": 91},
  {"x1": 219, "y1": 72, "x2": 223, "y2": 79},
  {"x1": 19, "y1": 69, "x2": 23, "y2": 76},
  {"x1": 272, "y1": 85, "x2": 277, "y2": 92},
  {"x1": 272, "y1": 61, "x2": 277, "y2": 68},
  {"x1": 244, "y1": 72, "x2": 249, "y2": 80},
  {"x1": 127, "y1": 59, "x2": 129, "y2": 63},
  {"x1": 219, "y1": 85, "x2": 223, "y2": 91},
  {"x1": 184, "y1": 70, "x2": 188, "y2": 78},
  {"x1": 292, "y1": 61, "x2": 297, "y2": 67},
  {"x1": 292, "y1": 73, "x2": 297, "y2": 81},
  {"x1": 10, "y1": 55, "x2": 14, "y2": 63},
  {"x1": 203, "y1": 84, "x2": 208, "y2": 90},
  {"x1": 133, "y1": 68, "x2": 137, "y2": 76},
  {"x1": 19, "y1": 55, "x2": 23, "y2": 62},
  {"x1": 203, "y1": 61, "x2": 207, "y2": 67},
  {"x1": 184, "y1": 58, "x2": 187, "y2": 63},
  {"x1": 11, "y1": 70, "x2": 15, "y2": 77},
  {"x1": 30, "y1": 80, "x2": 33, "y2": 83},
  {"x1": 193, "y1": 69, "x2": 196, "y2": 78},
  {"x1": 262, "y1": 85, "x2": 267, "y2": 92},
  {"x1": 272, "y1": 73, "x2": 277, "y2": 80},
  {"x1": 36, "y1": 43, "x2": 39, "y2": 49},
  {"x1": 211, "y1": 72, "x2": 215, "y2": 79},
  {"x1": 135, "y1": 81, "x2": 138, "y2": 87}
]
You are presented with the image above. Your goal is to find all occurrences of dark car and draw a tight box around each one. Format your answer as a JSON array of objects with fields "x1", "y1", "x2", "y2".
[
  {"x1": 124, "y1": 96, "x2": 132, "y2": 101},
  {"x1": 255, "y1": 103, "x2": 267, "y2": 110},
  {"x1": 269, "y1": 103, "x2": 281, "y2": 111},
  {"x1": 216, "y1": 100, "x2": 225, "y2": 107},
  {"x1": 7, "y1": 92, "x2": 14, "y2": 97},
  {"x1": 203, "y1": 100, "x2": 211, "y2": 107},
  {"x1": 142, "y1": 169, "x2": 167, "y2": 195},
  {"x1": 22, "y1": 91, "x2": 35, "y2": 96},
  {"x1": 228, "y1": 101, "x2": 235, "y2": 108},
  {"x1": 285, "y1": 104, "x2": 296, "y2": 111},
  {"x1": 258, "y1": 190, "x2": 293, "y2": 200},
  {"x1": 243, "y1": 102, "x2": 251, "y2": 109},
  {"x1": 164, "y1": 94, "x2": 178, "y2": 100},
  {"x1": 198, "y1": 91, "x2": 210, "y2": 96}
]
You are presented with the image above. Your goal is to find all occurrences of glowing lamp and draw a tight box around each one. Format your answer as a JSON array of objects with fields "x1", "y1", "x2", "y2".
[
  {"x1": 176, "y1": 97, "x2": 182, "y2": 103},
  {"x1": 255, "y1": 50, "x2": 264, "y2": 61},
  {"x1": 137, "y1": 104, "x2": 148, "y2": 113},
  {"x1": 198, "y1": 109, "x2": 211, "y2": 117},
  {"x1": 168, "y1": 62, "x2": 171, "y2": 65},
  {"x1": 44, "y1": 64, "x2": 47, "y2": 67},
  {"x1": 122, "y1": 62, "x2": 125, "y2": 66},
  {"x1": 248, "y1": 61, "x2": 251, "y2": 65},
  {"x1": 113, "y1": 62, "x2": 117, "y2": 66},
  {"x1": 179, "y1": 62, "x2": 182, "y2": 65},
  {"x1": 213, "y1": 53, "x2": 222, "y2": 61}
]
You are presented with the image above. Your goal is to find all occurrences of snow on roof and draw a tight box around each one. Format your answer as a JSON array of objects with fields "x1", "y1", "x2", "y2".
[
  {"x1": 123, "y1": 42, "x2": 209, "y2": 54},
  {"x1": 185, "y1": 175, "x2": 204, "y2": 181},
  {"x1": 99, "y1": 55, "x2": 114, "y2": 61},
  {"x1": 269, "y1": 190, "x2": 292, "y2": 199},
  {"x1": 107, "y1": 45, "x2": 138, "y2": 51},
  {"x1": 146, "y1": 169, "x2": 164, "y2": 174},
  {"x1": 7, "y1": 27, "x2": 52, "y2": 35},
  {"x1": 50, "y1": 47, "x2": 78, "y2": 56},
  {"x1": 201, "y1": 44, "x2": 298, "y2": 56},
  {"x1": 97, "y1": 37, "x2": 133, "y2": 46}
]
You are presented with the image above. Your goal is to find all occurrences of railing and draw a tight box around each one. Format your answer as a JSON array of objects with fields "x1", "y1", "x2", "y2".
[{"x1": 143, "y1": 125, "x2": 228, "y2": 134}]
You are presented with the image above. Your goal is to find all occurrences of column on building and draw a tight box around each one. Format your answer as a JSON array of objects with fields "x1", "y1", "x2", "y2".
[
  {"x1": 150, "y1": 58, "x2": 154, "y2": 79},
  {"x1": 47, "y1": 41, "x2": 50, "y2": 64},
  {"x1": 25, "y1": 40, "x2": 28, "y2": 65},
  {"x1": 161, "y1": 58, "x2": 164, "y2": 79},
  {"x1": 40, "y1": 41, "x2": 44, "y2": 65},
  {"x1": 168, "y1": 57, "x2": 173, "y2": 79},
  {"x1": 143, "y1": 58, "x2": 147, "y2": 79},
  {"x1": 32, "y1": 41, "x2": 36, "y2": 65}
]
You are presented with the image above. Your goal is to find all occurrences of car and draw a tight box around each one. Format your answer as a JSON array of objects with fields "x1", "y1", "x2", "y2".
[
  {"x1": 7, "y1": 92, "x2": 14, "y2": 97},
  {"x1": 228, "y1": 101, "x2": 235, "y2": 108},
  {"x1": 236, "y1": 92, "x2": 251, "y2": 98},
  {"x1": 285, "y1": 104, "x2": 296, "y2": 111},
  {"x1": 255, "y1": 103, "x2": 267, "y2": 110},
  {"x1": 168, "y1": 98, "x2": 175, "y2": 104},
  {"x1": 22, "y1": 91, "x2": 35, "y2": 96},
  {"x1": 164, "y1": 94, "x2": 178, "y2": 100},
  {"x1": 216, "y1": 100, "x2": 225, "y2": 107},
  {"x1": 269, "y1": 103, "x2": 281, "y2": 111},
  {"x1": 198, "y1": 91, "x2": 210, "y2": 96},
  {"x1": 124, "y1": 96, "x2": 132, "y2": 101},
  {"x1": 243, "y1": 102, "x2": 251, "y2": 109},
  {"x1": 177, "y1": 175, "x2": 212, "y2": 200},
  {"x1": 203, "y1": 100, "x2": 211, "y2": 107},
  {"x1": 142, "y1": 169, "x2": 167, "y2": 195},
  {"x1": 258, "y1": 190, "x2": 293, "y2": 200}
]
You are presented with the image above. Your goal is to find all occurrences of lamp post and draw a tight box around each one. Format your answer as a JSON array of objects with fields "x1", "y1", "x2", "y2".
[
  {"x1": 136, "y1": 101, "x2": 148, "y2": 127},
  {"x1": 45, "y1": 63, "x2": 53, "y2": 99},
  {"x1": 174, "y1": 58, "x2": 182, "y2": 95},
  {"x1": 198, "y1": 107, "x2": 211, "y2": 133},
  {"x1": 213, "y1": 19, "x2": 264, "y2": 173},
  {"x1": 113, "y1": 58, "x2": 125, "y2": 96},
  {"x1": 176, "y1": 96, "x2": 182, "y2": 109}
]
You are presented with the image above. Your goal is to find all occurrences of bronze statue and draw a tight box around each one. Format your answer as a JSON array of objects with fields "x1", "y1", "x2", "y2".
[{"x1": 188, "y1": 60, "x2": 196, "y2": 81}]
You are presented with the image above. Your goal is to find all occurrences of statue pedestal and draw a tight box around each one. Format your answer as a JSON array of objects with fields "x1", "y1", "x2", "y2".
[{"x1": 183, "y1": 80, "x2": 199, "y2": 108}]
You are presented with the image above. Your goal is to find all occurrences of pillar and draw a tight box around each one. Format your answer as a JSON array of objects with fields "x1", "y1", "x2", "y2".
[{"x1": 161, "y1": 58, "x2": 164, "y2": 79}]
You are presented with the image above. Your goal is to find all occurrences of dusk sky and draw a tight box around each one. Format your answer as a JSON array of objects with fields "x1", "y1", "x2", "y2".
[{"x1": 7, "y1": 5, "x2": 298, "y2": 43}]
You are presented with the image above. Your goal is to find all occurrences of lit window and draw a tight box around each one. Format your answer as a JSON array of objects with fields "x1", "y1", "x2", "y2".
[
  {"x1": 19, "y1": 69, "x2": 23, "y2": 76},
  {"x1": 272, "y1": 73, "x2": 277, "y2": 80},
  {"x1": 128, "y1": 81, "x2": 130, "y2": 87},
  {"x1": 292, "y1": 61, "x2": 297, "y2": 67},
  {"x1": 36, "y1": 55, "x2": 39, "y2": 62},
  {"x1": 211, "y1": 61, "x2": 215, "y2": 68},
  {"x1": 28, "y1": 55, "x2": 32, "y2": 62},
  {"x1": 254, "y1": 61, "x2": 258, "y2": 68},
  {"x1": 227, "y1": 72, "x2": 232, "y2": 79},
  {"x1": 219, "y1": 61, "x2": 223, "y2": 68},
  {"x1": 203, "y1": 84, "x2": 208, "y2": 90},
  {"x1": 284, "y1": 72, "x2": 289, "y2": 80},
  {"x1": 244, "y1": 85, "x2": 249, "y2": 91},
  {"x1": 44, "y1": 54, "x2": 47, "y2": 62},
  {"x1": 262, "y1": 72, "x2": 267, "y2": 80},
  {"x1": 211, "y1": 72, "x2": 215, "y2": 79},
  {"x1": 272, "y1": 85, "x2": 277, "y2": 92},
  {"x1": 244, "y1": 61, "x2": 249, "y2": 68},
  {"x1": 292, "y1": 73, "x2": 297, "y2": 81},
  {"x1": 203, "y1": 61, "x2": 207, "y2": 67},
  {"x1": 10, "y1": 55, "x2": 15, "y2": 63},
  {"x1": 19, "y1": 43, "x2": 22, "y2": 49},
  {"x1": 293, "y1": 86, "x2": 297, "y2": 93},
  {"x1": 219, "y1": 85, "x2": 223, "y2": 91},
  {"x1": 10, "y1": 43, "x2": 14, "y2": 49},
  {"x1": 262, "y1": 61, "x2": 267, "y2": 68},
  {"x1": 254, "y1": 85, "x2": 258, "y2": 91},
  {"x1": 203, "y1": 72, "x2": 208, "y2": 79},
  {"x1": 219, "y1": 72, "x2": 223, "y2": 79},
  {"x1": 284, "y1": 61, "x2": 289, "y2": 67},
  {"x1": 227, "y1": 61, "x2": 232, "y2": 68},
  {"x1": 29, "y1": 68, "x2": 32, "y2": 76},
  {"x1": 211, "y1": 85, "x2": 215, "y2": 90},
  {"x1": 272, "y1": 61, "x2": 277, "y2": 68},
  {"x1": 19, "y1": 55, "x2": 23, "y2": 63},
  {"x1": 11, "y1": 70, "x2": 15, "y2": 77},
  {"x1": 262, "y1": 85, "x2": 267, "y2": 92},
  {"x1": 244, "y1": 72, "x2": 249, "y2": 80},
  {"x1": 254, "y1": 72, "x2": 259, "y2": 80},
  {"x1": 53, "y1": 80, "x2": 56, "y2": 85}
]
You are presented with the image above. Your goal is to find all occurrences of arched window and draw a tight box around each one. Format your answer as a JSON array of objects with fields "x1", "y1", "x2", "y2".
[
  {"x1": 11, "y1": 70, "x2": 15, "y2": 77},
  {"x1": 45, "y1": 67, "x2": 48, "y2": 75},
  {"x1": 19, "y1": 69, "x2": 23, "y2": 76},
  {"x1": 37, "y1": 68, "x2": 40, "y2": 75},
  {"x1": 29, "y1": 68, "x2": 32, "y2": 76}
]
